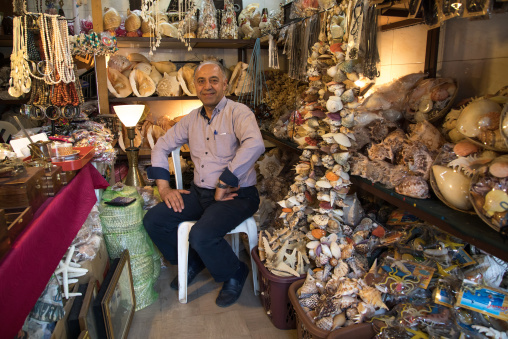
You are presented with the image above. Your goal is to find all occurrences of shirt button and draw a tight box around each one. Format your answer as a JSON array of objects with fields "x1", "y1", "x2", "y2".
[
  {"x1": 201, "y1": 179, "x2": 204, "y2": 182},
  {"x1": 201, "y1": 165, "x2": 204, "y2": 168},
  {"x1": 207, "y1": 137, "x2": 209, "y2": 140},
  {"x1": 205, "y1": 152, "x2": 208, "y2": 155}
]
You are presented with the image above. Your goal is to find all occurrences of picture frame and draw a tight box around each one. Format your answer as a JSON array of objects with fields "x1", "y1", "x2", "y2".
[
  {"x1": 102, "y1": 249, "x2": 135, "y2": 339},
  {"x1": 79, "y1": 279, "x2": 99, "y2": 339}
]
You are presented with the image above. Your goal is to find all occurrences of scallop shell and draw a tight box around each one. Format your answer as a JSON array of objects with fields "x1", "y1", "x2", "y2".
[
  {"x1": 125, "y1": 10, "x2": 141, "y2": 32},
  {"x1": 103, "y1": 7, "x2": 121, "y2": 31},
  {"x1": 107, "y1": 68, "x2": 132, "y2": 98},
  {"x1": 156, "y1": 72, "x2": 181, "y2": 97},
  {"x1": 129, "y1": 69, "x2": 156, "y2": 97},
  {"x1": 151, "y1": 61, "x2": 177, "y2": 75}
]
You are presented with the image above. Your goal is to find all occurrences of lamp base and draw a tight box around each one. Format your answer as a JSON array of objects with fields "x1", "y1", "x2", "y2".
[{"x1": 125, "y1": 147, "x2": 145, "y2": 187}]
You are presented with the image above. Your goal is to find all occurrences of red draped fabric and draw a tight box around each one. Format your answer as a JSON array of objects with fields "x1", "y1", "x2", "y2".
[{"x1": 0, "y1": 163, "x2": 109, "y2": 338}]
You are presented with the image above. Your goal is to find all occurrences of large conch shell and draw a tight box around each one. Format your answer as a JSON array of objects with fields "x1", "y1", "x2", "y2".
[
  {"x1": 128, "y1": 53, "x2": 150, "y2": 64},
  {"x1": 157, "y1": 72, "x2": 181, "y2": 97},
  {"x1": 151, "y1": 61, "x2": 177, "y2": 75},
  {"x1": 178, "y1": 64, "x2": 197, "y2": 96},
  {"x1": 125, "y1": 9, "x2": 141, "y2": 32},
  {"x1": 158, "y1": 22, "x2": 178, "y2": 37},
  {"x1": 133, "y1": 62, "x2": 152, "y2": 75},
  {"x1": 129, "y1": 69, "x2": 156, "y2": 97},
  {"x1": 149, "y1": 66, "x2": 162, "y2": 85},
  {"x1": 108, "y1": 54, "x2": 131, "y2": 73},
  {"x1": 103, "y1": 7, "x2": 121, "y2": 31},
  {"x1": 107, "y1": 68, "x2": 132, "y2": 98},
  {"x1": 234, "y1": 63, "x2": 253, "y2": 96}
]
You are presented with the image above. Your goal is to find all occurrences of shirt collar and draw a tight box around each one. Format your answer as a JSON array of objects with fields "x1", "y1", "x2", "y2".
[{"x1": 199, "y1": 96, "x2": 228, "y2": 123}]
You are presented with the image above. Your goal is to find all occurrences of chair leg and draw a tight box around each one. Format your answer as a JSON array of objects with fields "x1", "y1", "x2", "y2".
[
  {"x1": 246, "y1": 218, "x2": 260, "y2": 296},
  {"x1": 177, "y1": 222, "x2": 195, "y2": 304},
  {"x1": 231, "y1": 233, "x2": 240, "y2": 257}
]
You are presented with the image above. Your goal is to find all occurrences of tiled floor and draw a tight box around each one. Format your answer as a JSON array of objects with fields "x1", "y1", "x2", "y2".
[{"x1": 127, "y1": 250, "x2": 298, "y2": 339}]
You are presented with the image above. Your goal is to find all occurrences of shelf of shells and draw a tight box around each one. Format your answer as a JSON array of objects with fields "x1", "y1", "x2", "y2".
[{"x1": 115, "y1": 37, "x2": 258, "y2": 50}]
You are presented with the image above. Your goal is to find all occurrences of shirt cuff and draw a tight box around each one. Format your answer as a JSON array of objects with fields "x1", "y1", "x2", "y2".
[
  {"x1": 146, "y1": 166, "x2": 171, "y2": 182},
  {"x1": 219, "y1": 168, "x2": 239, "y2": 187}
]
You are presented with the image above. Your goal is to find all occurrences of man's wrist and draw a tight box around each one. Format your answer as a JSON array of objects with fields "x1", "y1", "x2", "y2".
[{"x1": 216, "y1": 181, "x2": 230, "y2": 189}]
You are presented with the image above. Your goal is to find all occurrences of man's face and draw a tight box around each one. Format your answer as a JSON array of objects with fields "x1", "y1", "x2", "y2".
[{"x1": 194, "y1": 64, "x2": 227, "y2": 108}]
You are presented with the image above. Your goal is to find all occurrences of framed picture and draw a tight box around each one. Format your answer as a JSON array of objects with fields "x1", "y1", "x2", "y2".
[
  {"x1": 102, "y1": 249, "x2": 135, "y2": 339},
  {"x1": 79, "y1": 279, "x2": 99, "y2": 339}
]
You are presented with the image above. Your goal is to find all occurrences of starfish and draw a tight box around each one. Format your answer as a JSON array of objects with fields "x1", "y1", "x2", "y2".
[{"x1": 54, "y1": 245, "x2": 88, "y2": 299}]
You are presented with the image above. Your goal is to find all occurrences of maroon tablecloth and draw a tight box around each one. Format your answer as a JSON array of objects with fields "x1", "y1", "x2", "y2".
[{"x1": 0, "y1": 163, "x2": 109, "y2": 338}]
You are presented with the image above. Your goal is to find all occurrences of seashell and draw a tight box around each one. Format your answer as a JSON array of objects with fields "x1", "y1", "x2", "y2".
[
  {"x1": 128, "y1": 53, "x2": 150, "y2": 64},
  {"x1": 125, "y1": 10, "x2": 141, "y2": 32},
  {"x1": 108, "y1": 54, "x2": 131, "y2": 73},
  {"x1": 327, "y1": 65, "x2": 338, "y2": 77},
  {"x1": 432, "y1": 165, "x2": 472, "y2": 210},
  {"x1": 149, "y1": 66, "x2": 162, "y2": 85},
  {"x1": 151, "y1": 61, "x2": 177, "y2": 75},
  {"x1": 305, "y1": 177, "x2": 316, "y2": 188},
  {"x1": 316, "y1": 180, "x2": 332, "y2": 189},
  {"x1": 477, "y1": 111, "x2": 501, "y2": 131},
  {"x1": 336, "y1": 277, "x2": 358, "y2": 296},
  {"x1": 317, "y1": 252, "x2": 330, "y2": 266},
  {"x1": 333, "y1": 133, "x2": 351, "y2": 147},
  {"x1": 300, "y1": 294, "x2": 320, "y2": 309},
  {"x1": 333, "y1": 152, "x2": 349, "y2": 166},
  {"x1": 478, "y1": 129, "x2": 508, "y2": 151},
  {"x1": 326, "y1": 96, "x2": 343, "y2": 113},
  {"x1": 129, "y1": 69, "x2": 156, "y2": 97},
  {"x1": 395, "y1": 176, "x2": 430, "y2": 199},
  {"x1": 332, "y1": 312, "x2": 346, "y2": 330},
  {"x1": 158, "y1": 22, "x2": 178, "y2": 37},
  {"x1": 103, "y1": 7, "x2": 121, "y2": 31},
  {"x1": 321, "y1": 244, "x2": 333, "y2": 258},
  {"x1": 107, "y1": 68, "x2": 132, "y2": 98},
  {"x1": 312, "y1": 229, "x2": 326, "y2": 239},
  {"x1": 156, "y1": 72, "x2": 181, "y2": 97},
  {"x1": 454, "y1": 140, "x2": 480, "y2": 157},
  {"x1": 322, "y1": 133, "x2": 337, "y2": 144},
  {"x1": 313, "y1": 214, "x2": 330, "y2": 226},
  {"x1": 483, "y1": 190, "x2": 508, "y2": 217},
  {"x1": 347, "y1": 72, "x2": 360, "y2": 82},
  {"x1": 330, "y1": 242, "x2": 341, "y2": 259},
  {"x1": 296, "y1": 163, "x2": 311, "y2": 175},
  {"x1": 299, "y1": 274, "x2": 319, "y2": 297},
  {"x1": 333, "y1": 260, "x2": 349, "y2": 278},
  {"x1": 340, "y1": 244, "x2": 353, "y2": 259},
  {"x1": 341, "y1": 89, "x2": 355, "y2": 103},
  {"x1": 326, "y1": 172, "x2": 339, "y2": 181},
  {"x1": 316, "y1": 316, "x2": 333, "y2": 331},
  {"x1": 133, "y1": 62, "x2": 152, "y2": 75},
  {"x1": 358, "y1": 285, "x2": 388, "y2": 310},
  {"x1": 338, "y1": 296, "x2": 357, "y2": 309},
  {"x1": 457, "y1": 99, "x2": 502, "y2": 138},
  {"x1": 346, "y1": 307, "x2": 359, "y2": 321},
  {"x1": 490, "y1": 157, "x2": 508, "y2": 178},
  {"x1": 177, "y1": 64, "x2": 198, "y2": 96}
]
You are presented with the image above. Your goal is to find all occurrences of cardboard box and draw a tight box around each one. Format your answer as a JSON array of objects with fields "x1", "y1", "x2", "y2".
[{"x1": 77, "y1": 238, "x2": 110, "y2": 288}]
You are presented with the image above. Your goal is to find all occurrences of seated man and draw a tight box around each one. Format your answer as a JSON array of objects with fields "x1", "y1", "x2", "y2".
[{"x1": 143, "y1": 60, "x2": 265, "y2": 307}]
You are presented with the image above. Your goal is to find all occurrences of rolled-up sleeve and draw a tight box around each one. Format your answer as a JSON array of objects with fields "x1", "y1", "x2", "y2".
[
  {"x1": 219, "y1": 108, "x2": 265, "y2": 187},
  {"x1": 147, "y1": 116, "x2": 190, "y2": 181}
]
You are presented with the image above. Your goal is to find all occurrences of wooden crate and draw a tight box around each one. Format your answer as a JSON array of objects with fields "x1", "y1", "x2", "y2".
[
  {"x1": 42, "y1": 165, "x2": 63, "y2": 197},
  {"x1": 5, "y1": 207, "x2": 33, "y2": 242}
]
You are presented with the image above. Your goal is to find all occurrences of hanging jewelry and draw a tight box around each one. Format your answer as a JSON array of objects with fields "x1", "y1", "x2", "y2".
[{"x1": 363, "y1": 4, "x2": 379, "y2": 80}]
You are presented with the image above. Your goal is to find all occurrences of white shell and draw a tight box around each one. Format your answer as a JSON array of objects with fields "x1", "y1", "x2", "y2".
[
  {"x1": 321, "y1": 244, "x2": 333, "y2": 258},
  {"x1": 129, "y1": 69, "x2": 156, "y2": 97},
  {"x1": 133, "y1": 62, "x2": 152, "y2": 75},
  {"x1": 432, "y1": 165, "x2": 472, "y2": 210},
  {"x1": 149, "y1": 66, "x2": 162, "y2": 85},
  {"x1": 333, "y1": 133, "x2": 351, "y2": 147},
  {"x1": 457, "y1": 99, "x2": 502, "y2": 137},
  {"x1": 330, "y1": 242, "x2": 341, "y2": 259},
  {"x1": 327, "y1": 65, "x2": 338, "y2": 77},
  {"x1": 316, "y1": 180, "x2": 332, "y2": 188},
  {"x1": 313, "y1": 214, "x2": 330, "y2": 226},
  {"x1": 326, "y1": 96, "x2": 343, "y2": 113},
  {"x1": 307, "y1": 240, "x2": 321, "y2": 249}
]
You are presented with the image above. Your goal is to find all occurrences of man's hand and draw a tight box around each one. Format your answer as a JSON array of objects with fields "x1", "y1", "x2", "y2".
[
  {"x1": 214, "y1": 185, "x2": 239, "y2": 201},
  {"x1": 157, "y1": 179, "x2": 190, "y2": 212}
]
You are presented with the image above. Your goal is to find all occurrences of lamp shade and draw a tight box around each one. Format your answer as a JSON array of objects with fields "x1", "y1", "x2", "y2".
[{"x1": 114, "y1": 105, "x2": 145, "y2": 127}]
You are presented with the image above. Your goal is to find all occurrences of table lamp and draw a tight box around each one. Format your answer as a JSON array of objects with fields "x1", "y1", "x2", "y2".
[{"x1": 114, "y1": 104, "x2": 145, "y2": 187}]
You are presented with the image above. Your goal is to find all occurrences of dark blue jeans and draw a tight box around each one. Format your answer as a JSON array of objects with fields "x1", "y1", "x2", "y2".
[{"x1": 143, "y1": 183, "x2": 259, "y2": 282}]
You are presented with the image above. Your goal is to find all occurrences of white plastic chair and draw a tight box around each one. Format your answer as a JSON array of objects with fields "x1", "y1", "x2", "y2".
[{"x1": 171, "y1": 146, "x2": 259, "y2": 304}]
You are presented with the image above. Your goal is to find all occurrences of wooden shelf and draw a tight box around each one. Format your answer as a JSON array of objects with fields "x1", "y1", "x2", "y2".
[
  {"x1": 115, "y1": 37, "x2": 257, "y2": 50},
  {"x1": 108, "y1": 95, "x2": 238, "y2": 103},
  {"x1": 351, "y1": 175, "x2": 508, "y2": 262}
]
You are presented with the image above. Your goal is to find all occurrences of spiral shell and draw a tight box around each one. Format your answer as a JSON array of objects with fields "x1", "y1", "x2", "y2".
[
  {"x1": 358, "y1": 285, "x2": 388, "y2": 310},
  {"x1": 300, "y1": 294, "x2": 320, "y2": 308},
  {"x1": 316, "y1": 316, "x2": 333, "y2": 331}
]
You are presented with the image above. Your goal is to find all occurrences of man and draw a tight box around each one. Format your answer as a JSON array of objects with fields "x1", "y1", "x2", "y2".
[{"x1": 143, "y1": 60, "x2": 265, "y2": 307}]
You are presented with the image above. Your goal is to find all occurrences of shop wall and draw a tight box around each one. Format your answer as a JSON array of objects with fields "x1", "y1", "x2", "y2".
[
  {"x1": 437, "y1": 12, "x2": 508, "y2": 100},
  {"x1": 376, "y1": 23, "x2": 428, "y2": 86}
]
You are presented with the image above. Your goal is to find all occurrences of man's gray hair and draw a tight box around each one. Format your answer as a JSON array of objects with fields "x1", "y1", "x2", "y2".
[{"x1": 193, "y1": 60, "x2": 227, "y2": 79}]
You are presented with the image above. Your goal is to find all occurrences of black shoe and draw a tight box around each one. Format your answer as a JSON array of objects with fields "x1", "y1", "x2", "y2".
[
  {"x1": 170, "y1": 260, "x2": 205, "y2": 290},
  {"x1": 215, "y1": 262, "x2": 249, "y2": 308}
]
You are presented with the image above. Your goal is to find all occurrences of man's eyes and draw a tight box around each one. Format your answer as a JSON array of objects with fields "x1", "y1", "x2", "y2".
[{"x1": 197, "y1": 79, "x2": 219, "y2": 84}]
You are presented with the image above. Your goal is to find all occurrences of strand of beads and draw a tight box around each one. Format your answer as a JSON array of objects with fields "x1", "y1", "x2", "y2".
[{"x1": 39, "y1": 14, "x2": 59, "y2": 84}]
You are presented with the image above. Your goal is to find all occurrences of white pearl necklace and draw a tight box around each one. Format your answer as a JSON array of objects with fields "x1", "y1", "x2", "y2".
[
  {"x1": 8, "y1": 16, "x2": 31, "y2": 97},
  {"x1": 40, "y1": 14, "x2": 59, "y2": 84}
]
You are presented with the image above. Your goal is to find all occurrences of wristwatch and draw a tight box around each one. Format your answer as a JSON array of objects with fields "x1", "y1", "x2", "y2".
[{"x1": 216, "y1": 181, "x2": 230, "y2": 189}]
